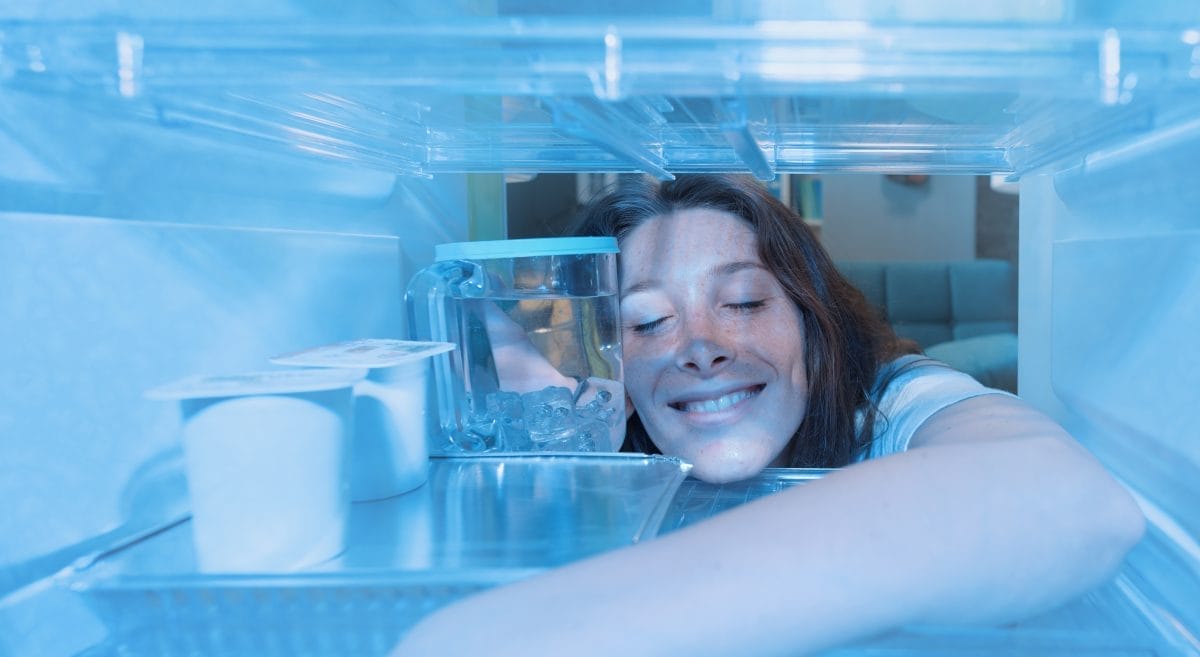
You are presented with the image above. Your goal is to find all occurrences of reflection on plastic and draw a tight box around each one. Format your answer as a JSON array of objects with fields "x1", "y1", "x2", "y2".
[{"x1": 351, "y1": 368, "x2": 431, "y2": 501}]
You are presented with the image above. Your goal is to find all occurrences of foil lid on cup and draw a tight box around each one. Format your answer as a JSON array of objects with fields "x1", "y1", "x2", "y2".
[
  {"x1": 145, "y1": 367, "x2": 368, "y2": 401},
  {"x1": 270, "y1": 338, "x2": 455, "y2": 370}
]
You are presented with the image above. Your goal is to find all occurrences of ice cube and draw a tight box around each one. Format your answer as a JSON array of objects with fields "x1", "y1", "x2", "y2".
[
  {"x1": 573, "y1": 420, "x2": 608, "y2": 452},
  {"x1": 522, "y1": 385, "x2": 576, "y2": 436},
  {"x1": 451, "y1": 427, "x2": 496, "y2": 453},
  {"x1": 486, "y1": 391, "x2": 523, "y2": 420},
  {"x1": 530, "y1": 425, "x2": 598, "y2": 452},
  {"x1": 468, "y1": 391, "x2": 527, "y2": 451},
  {"x1": 498, "y1": 422, "x2": 533, "y2": 451}
]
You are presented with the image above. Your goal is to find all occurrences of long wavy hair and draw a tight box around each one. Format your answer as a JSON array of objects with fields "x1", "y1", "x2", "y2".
[{"x1": 571, "y1": 174, "x2": 920, "y2": 467}]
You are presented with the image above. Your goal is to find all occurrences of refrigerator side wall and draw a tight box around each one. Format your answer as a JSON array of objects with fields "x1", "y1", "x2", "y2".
[
  {"x1": 1020, "y1": 127, "x2": 1200, "y2": 646},
  {"x1": 0, "y1": 167, "x2": 471, "y2": 657}
]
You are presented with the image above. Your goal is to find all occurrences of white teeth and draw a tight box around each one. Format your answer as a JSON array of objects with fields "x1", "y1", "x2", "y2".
[{"x1": 679, "y1": 388, "x2": 756, "y2": 413}]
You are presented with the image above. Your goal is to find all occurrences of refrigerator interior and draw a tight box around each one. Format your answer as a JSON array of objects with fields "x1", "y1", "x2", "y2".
[{"x1": 1, "y1": 1, "x2": 1198, "y2": 655}]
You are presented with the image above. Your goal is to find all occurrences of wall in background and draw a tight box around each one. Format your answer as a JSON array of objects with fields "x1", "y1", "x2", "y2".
[
  {"x1": 505, "y1": 174, "x2": 1018, "y2": 266},
  {"x1": 975, "y1": 175, "x2": 1020, "y2": 265},
  {"x1": 506, "y1": 173, "x2": 581, "y2": 238},
  {"x1": 818, "y1": 174, "x2": 978, "y2": 262}
]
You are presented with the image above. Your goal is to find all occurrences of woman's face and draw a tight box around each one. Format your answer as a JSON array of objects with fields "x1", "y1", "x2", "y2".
[{"x1": 619, "y1": 208, "x2": 809, "y2": 483}]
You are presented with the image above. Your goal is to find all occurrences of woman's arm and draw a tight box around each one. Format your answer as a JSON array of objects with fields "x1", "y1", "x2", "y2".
[{"x1": 392, "y1": 394, "x2": 1145, "y2": 657}]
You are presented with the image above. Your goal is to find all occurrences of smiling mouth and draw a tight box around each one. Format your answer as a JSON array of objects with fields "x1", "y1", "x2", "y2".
[{"x1": 670, "y1": 385, "x2": 765, "y2": 413}]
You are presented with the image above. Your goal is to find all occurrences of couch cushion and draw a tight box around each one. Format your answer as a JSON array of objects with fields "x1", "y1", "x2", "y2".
[
  {"x1": 894, "y1": 323, "x2": 954, "y2": 348},
  {"x1": 836, "y1": 259, "x2": 1016, "y2": 350},
  {"x1": 925, "y1": 332, "x2": 1018, "y2": 393},
  {"x1": 884, "y1": 263, "x2": 953, "y2": 347},
  {"x1": 949, "y1": 260, "x2": 1017, "y2": 340},
  {"x1": 837, "y1": 261, "x2": 886, "y2": 310}
]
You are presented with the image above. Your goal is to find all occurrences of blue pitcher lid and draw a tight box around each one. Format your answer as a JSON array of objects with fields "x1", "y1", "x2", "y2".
[{"x1": 435, "y1": 236, "x2": 617, "y2": 262}]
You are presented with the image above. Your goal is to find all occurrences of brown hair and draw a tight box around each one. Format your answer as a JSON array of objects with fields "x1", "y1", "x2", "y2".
[{"x1": 571, "y1": 174, "x2": 919, "y2": 467}]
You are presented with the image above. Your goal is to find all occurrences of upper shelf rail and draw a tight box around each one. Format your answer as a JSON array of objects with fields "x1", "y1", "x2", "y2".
[
  {"x1": 2, "y1": 18, "x2": 1198, "y2": 178},
  {"x1": 4, "y1": 20, "x2": 1198, "y2": 101}
]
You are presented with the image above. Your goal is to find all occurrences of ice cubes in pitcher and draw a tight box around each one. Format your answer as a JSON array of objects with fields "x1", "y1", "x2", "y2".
[{"x1": 459, "y1": 382, "x2": 622, "y2": 453}]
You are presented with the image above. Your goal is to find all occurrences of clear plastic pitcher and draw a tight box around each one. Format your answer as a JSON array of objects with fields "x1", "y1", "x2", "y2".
[{"x1": 406, "y1": 237, "x2": 624, "y2": 455}]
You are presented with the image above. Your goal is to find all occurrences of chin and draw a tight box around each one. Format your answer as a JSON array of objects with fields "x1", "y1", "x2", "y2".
[
  {"x1": 685, "y1": 449, "x2": 774, "y2": 484},
  {"x1": 645, "y1": 424, "x2": 793, "y2": 484}
]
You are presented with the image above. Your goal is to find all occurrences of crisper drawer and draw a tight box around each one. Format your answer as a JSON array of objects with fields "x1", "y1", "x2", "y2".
[{"x1": 62, "y1": 454, "x2": 691, "y2": 657}]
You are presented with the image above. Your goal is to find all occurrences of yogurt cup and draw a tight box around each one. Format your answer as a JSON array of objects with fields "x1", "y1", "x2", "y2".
[
  {"x1": 146, "y1": 367, "x2": 365, "y2": 573},
  {"x1": 271, "y1": 339, "x2": 454, "y2": 501}
]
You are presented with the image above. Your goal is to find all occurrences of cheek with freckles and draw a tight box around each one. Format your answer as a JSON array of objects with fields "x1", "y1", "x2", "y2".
[{"x1": 621, "y1": 350, "x2": 667, "y2": 421}]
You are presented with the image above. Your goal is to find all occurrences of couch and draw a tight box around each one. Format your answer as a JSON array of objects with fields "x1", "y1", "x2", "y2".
[{"x1": 836, "y1": 259, "x2": 1018, "y2": 393}]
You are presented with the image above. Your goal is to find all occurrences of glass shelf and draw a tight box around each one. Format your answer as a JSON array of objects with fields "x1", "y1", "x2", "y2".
[
  {"x1": 61, "y1": 463, "x2": 1195, "y2": 656},
  {"x1": 3, "y1": 10, "x2": 1199, "y2": 181},
  {"x1": 666, "y1": 468, "x2": 1188, "y2": 657},
  {"x1": 62, "y1": 454, "x2": 691, "y2": 656}
]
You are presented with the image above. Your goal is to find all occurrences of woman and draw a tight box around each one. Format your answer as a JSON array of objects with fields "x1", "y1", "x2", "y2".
[
  {"x1": 581, "y1": 174, "x2": 928, "y2": 481},
  {"x1": 394, "y1": 174, "x2": 1144, "y2": 657}
]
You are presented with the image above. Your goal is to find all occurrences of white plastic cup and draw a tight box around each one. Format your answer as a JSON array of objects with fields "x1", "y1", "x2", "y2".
[
  {"x1": 271, "y1": 339, "x2": 455, "y2": 501},
  {"x1": 146, "y1": 368, "x2": 365, "y2": 572}
]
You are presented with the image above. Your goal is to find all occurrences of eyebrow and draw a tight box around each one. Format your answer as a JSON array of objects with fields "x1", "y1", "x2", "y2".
[{"x1": 621, "y1": 260, "x2": 767, "y2": 296}]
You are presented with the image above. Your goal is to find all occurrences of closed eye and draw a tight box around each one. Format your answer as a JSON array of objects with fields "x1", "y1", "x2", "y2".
[
  {"x1": 727, "y1": 300, "x2": 767, "y2": 312},
  {"x1": 630, "y1": 316, "x2": 669, "y2": 334}
]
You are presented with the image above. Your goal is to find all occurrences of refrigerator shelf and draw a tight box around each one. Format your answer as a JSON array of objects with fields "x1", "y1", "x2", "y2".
[
  {"x1": 62, "y1": 464, "x2": 1193, "y2": 657},
  {"x1": 61, "y1": 454, "x2": 690, "y2": 656},
  {"x1": 664, "y1": 469, "x2": 1189, "y2": 657},
  {"x1": 3, "y1": 11, "x2": 1199, "y2": 180}
]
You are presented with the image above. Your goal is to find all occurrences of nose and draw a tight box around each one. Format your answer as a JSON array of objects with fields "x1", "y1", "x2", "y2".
[{"x1": 674, "y1": 316, "x2": 734, "y2": 374}]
